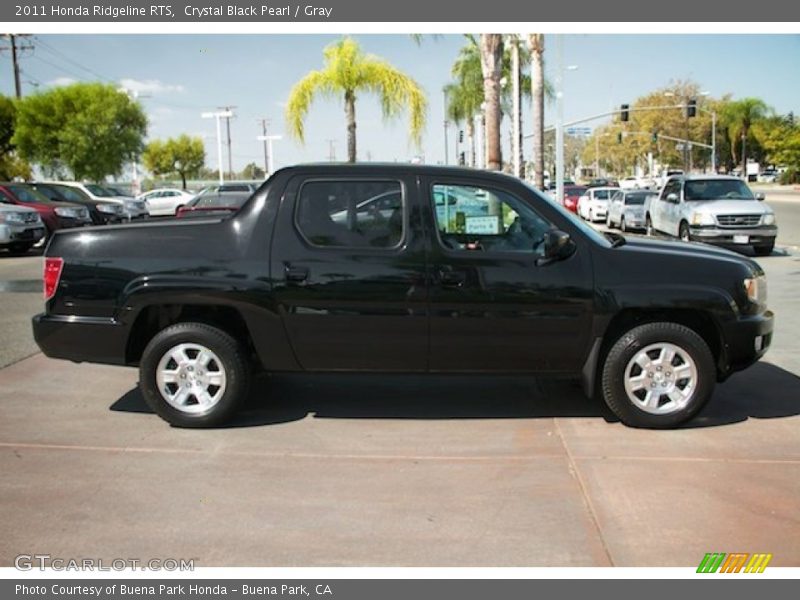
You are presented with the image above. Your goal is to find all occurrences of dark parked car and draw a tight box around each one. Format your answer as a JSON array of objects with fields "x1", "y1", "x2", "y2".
[
  {"x1": 27, "y1": 182, "x2": 125, "y2": 225},
  {"x1": 587, "y1": 177, "x2": 620, "y2": 188},
  {"x1": 0, "y1": 183, "x2": 91, "y2": 242},
  {"x1": 33, "y1": 165, "x2": 773, "y2": 429}
]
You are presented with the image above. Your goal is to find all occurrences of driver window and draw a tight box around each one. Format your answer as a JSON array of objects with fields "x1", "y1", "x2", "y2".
[{"x1": 431, "y1": 183, "x2": 552, "y2": 254}]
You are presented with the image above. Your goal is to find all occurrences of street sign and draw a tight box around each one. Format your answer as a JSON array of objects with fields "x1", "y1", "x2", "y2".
[{"x1": 566, "y1": 126, "x2": 592, "y2": 136}]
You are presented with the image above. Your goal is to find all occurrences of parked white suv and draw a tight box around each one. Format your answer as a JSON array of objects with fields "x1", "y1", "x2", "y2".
[
  {"x1": 646, "y1": 175, "x2": 778, "y2": 256},
  {"x1": 0, "y1": 202, "x2": 45, "y2": 254}
]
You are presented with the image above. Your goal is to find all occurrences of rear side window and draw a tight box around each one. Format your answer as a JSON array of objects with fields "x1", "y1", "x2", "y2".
[{"x1": 295, "y1": 180, "x2": 404, "y2": 249}]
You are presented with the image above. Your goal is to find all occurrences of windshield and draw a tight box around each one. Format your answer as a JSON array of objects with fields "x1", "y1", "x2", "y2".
[
  {"x1": 685, "y1": 179, "x2": 754, "y2": 201},
  {"x1": 625, "y1": 193, "x2": 653, "y2": 206},
  {"x1": 523, "y1": 182, "x2": 611, "y2": 248},
  {"x1": 6, "y1": 185, "x2": 50, "y2": 204},
  {"x1": 85, "y1": 184, "x2": 116, "y2": 197}
]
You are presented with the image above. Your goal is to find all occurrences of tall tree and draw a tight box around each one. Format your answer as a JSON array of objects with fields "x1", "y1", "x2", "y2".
[
  {"x1": 286, "y1": 37, "x2": 427, "y2": 163},
  {"x1": 13, "y1": 82, "x2": 146, "y2": 181},
  {"x1": 527, "y1": 34, "x2": 545, "y2": 188},
  {"x1": 142, "y1": 135, "x2": 206, "y2": 189},
  {"x1": 0, "y1": 94, "x2": 31, "y2": 180},
  {"x1": 479, "y1": 34, "x2": 504, "y2": 171},
  {"x1": 723, "y1": 98, "x2": 770, "y2": 177}
]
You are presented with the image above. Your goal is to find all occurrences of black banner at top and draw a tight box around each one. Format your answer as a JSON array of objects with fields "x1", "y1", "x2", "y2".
[{"x1": 3, "y1": 0, "x2": 800, "y2": 22}]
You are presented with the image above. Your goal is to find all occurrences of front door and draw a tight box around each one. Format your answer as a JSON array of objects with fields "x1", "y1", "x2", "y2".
[
  {"x1": 423, "y1": 177, "x2": 594, "y2": 373},
  {"x1": 271, "y1": 174, "x2": 428, "y2": 371}
]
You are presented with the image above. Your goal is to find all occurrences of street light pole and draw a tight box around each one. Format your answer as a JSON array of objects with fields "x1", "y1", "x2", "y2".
[
  {"x1": 257, "y1": 135, "x2": 282, "y2": 175},
  {"x1": 443, "y1": 88, "x2": 449, "y2": 165},
  {"x1": 555, "y1": 35, "x2": 565, "y2": 205},
  {"x1": 202, "y1": 110, "x2": 233, "y2": 185}
]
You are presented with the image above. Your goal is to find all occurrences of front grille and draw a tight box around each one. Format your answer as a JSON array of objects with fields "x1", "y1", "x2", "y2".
[
  {"x1": 23, "y1": 212, "x2": 39, "y2": 223},
  {"x1": 717, "y1": 214, "x2": 761, "y2": 227}
]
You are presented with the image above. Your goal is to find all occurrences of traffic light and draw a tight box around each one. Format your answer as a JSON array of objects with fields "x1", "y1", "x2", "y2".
[
  {"x1": 620, "y1": 104, "x2": 630, "y2": 122},
  {"x1": 459, "y1": 130, "x2": 464, "y2": 143},
  {"x1": 459, "y1": 151, "x2": 466, "y2": 166},
  {"x1": 617, "y1": 132, "x2": 623, "y2": 144},
  {"x1": 686, "y1": 98, "x2": 697, "y2": 118}
]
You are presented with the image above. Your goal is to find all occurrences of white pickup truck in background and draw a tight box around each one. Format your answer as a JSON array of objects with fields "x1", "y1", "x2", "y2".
[{"x1": 645, "y1": 175, "x2": 778, "y2": 256}]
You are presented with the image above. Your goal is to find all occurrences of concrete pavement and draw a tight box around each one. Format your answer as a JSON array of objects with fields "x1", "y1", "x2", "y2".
[{"x1": 1, "y1": 246, "x2": 799, "y2": 567}]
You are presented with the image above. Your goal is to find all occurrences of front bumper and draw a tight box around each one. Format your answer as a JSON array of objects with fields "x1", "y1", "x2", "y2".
[
  {"x1": 689, "y1": 225, "x2": 777, "y2": 246},
  {"x1": 0, "y1": 223, "x2": 45, "y2": 245},
  {"x1": 719, "y1": 309, "x2": 774, "y2": 377},
  {"x1": 32, "y1": 313, "x2": 129, "y2": 366}
]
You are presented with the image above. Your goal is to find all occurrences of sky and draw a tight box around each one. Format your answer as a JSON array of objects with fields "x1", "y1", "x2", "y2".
[{"x1": 2, "y1": 34, "x2": 799, "y2": 175}]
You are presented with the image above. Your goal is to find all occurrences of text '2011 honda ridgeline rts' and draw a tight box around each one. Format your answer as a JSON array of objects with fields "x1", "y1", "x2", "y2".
[{"x1": 33, "y1": 165, "x2": 774, "y2": 428}]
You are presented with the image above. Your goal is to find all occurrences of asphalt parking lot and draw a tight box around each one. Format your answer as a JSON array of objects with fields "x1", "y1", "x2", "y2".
[{"x1": 1, "y1": 207, "x2": 799, "y2": 567}]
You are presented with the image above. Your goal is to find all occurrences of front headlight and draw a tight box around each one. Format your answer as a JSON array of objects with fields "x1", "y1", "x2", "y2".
[
  {"x1": 98, "y1": 204, "x2": 120, "y2": 215},
  {"x1": 744, "y1": 275, "x2": 767, "y2": 305},
  {"x1": 691, "y1": 212, "x2": 715, "y2": 226},
  {"x1": 54, "y1": 207, "x2": 78, "y2": 218},
  {"x1": 763, "y1": 213, "x2": 776, "y2": 226},
  {"x1": 0, "y1": 212, "x2": 26, "y2": 223}
]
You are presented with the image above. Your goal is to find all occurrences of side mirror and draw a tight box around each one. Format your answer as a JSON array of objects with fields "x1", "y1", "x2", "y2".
[
  {"x1": 540, "y1": 229, "x2": 576, "y2": 263},
  {"x1": 755, "y1": 192, "x2": 765, "y2": 201},
  {"x1": 666, "y1": 193, "x2": 679, "y2": 203}
]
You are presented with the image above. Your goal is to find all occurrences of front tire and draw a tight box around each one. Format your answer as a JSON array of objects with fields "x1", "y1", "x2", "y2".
[
  {"x1": 7, "y1": 243, "x2": 33, "y2": 255},
  {"x1": 600, "y1": 322, "x2": 716, "y2": 428},
  {"x1": 139, "y1": 322, "x2": 250, "y2": 427},
  {"x1": 679, "y1": 221, "x2": 691, "y2": 242},
  {"x1": 754, "y1": 242, "x2": 774, "y2": 256},
  {"x1": 645, "y1": 214, "x2": 653, "y2": 236},
  {"x1": 620, "y1": 216, "x2": 627, "y2": 233}
]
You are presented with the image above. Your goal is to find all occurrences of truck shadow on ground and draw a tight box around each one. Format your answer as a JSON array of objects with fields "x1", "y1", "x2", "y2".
[{"x1": 110, "y1": 361, "x2": 800, "y2": 429}]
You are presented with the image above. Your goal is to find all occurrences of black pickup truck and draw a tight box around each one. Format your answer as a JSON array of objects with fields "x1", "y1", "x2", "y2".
[{"x1": 33, "y1": 165, "x2": 774, "y2": 428}]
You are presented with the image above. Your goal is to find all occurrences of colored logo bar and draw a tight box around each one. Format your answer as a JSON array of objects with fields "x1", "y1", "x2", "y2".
[{"x1": 697, "y1": 553, "x2": 772, "y2": 573}]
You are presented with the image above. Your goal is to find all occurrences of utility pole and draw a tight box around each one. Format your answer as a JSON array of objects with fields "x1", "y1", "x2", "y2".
[
  {"x1": 326, "y1": 139, "x2": 337, "y2": 162},
  {"x1": 256, "y1": 134, "x2": 281, "y2": 175},
  {"x1": 257, "y1": 118, "x2": 270, "y2": 177},
  {"x1": 2, "y1": 34, "x2": 33, "y2": 98},
  {"x1": 202, "y1": 109, "x2": 233, "y2": 185},
  {"x1": 217, "y1": 105, "x2": 236, "y2": 178}
]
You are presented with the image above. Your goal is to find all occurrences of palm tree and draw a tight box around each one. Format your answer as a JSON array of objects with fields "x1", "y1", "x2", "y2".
[
  {"x1": 479, "y1": 34, "x2": 504, "y2": 171},
  {"x1": 450, "y1": 35, "x2": 532, "y2": 171},
  {"x1": 285, "y1": 37, "x2": 427, "y2": 163},
  {"x1": 723, "y1": 98, "x2": 769, "y2": 177},
  {"x1": 527, "y1": 34, "x2": 545, "y2": 188},
  {"x1": 444, "y1": 81, "x2": 481, "y2": 167}
]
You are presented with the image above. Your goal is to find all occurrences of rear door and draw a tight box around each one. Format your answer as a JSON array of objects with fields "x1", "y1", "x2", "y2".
[
  {"x1": 270, "y1": 173, "x2": 428, "y2": 371},
  {"x1": 422, "y1": 176, "x2": 595, "y2": 373}
]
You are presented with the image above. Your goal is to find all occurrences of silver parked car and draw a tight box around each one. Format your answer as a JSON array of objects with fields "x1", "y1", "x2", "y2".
[
  {"x1": 646, "y1": 175, "x2": 778, "y2": 256},
  {"x1": 607, "y1": 190, "x2": 657, "y2": 232},
  {"x1": 0, "y1": 201, "x2": 45, "y2": 254}
]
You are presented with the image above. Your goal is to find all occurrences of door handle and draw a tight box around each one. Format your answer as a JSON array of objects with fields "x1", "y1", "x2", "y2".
[
  {"x1": 438, "y1": 268, "x2": 466, "y2": 287},
  {"x1": 285, "y1": 265, "x2": 309, "y2": 283}
]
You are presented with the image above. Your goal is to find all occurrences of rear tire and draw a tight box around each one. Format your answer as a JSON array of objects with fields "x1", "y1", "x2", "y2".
[
  {"x1": 139, "y1": 322, "x2": 250, "y2": 427},
  {"x1": 600, "y1": 322, "x2": 716, "y2": 428},
  {"x1": 645, "y1": 215, "x2": 653, "y2": 236},
  {"x1": 620, "y1": 216, "x2": 627, "y2": 233}
]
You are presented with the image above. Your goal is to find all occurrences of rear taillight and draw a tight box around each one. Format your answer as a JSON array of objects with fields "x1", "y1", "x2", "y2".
[{"x1": 43, "y1": 257, "x2": 64, "y2": 300}]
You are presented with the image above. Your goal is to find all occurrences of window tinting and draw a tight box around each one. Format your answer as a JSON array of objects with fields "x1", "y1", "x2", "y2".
[
  {"x1": 296, "y1": 180, "x2": 404, "y2": 248},
  {"x1": 432, "y1": 183, "x2": 552, "y2": 254}
]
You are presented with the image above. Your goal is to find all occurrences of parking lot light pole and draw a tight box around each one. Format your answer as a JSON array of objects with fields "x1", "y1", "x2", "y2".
[
  {"x1": 257, "y1": 135, "x2": 282, "y2": 176},
  {"x1": 202, "y1": 110, "x2": 233, "y2": 185}
]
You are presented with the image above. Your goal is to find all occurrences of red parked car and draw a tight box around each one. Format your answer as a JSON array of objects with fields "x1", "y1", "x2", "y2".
[
  {"x1": 562, "y1": 185, "x2": 588, "y2": 213},
  {"x1": 0, "y1": 183, "x2": 92, "y2": 242}
]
